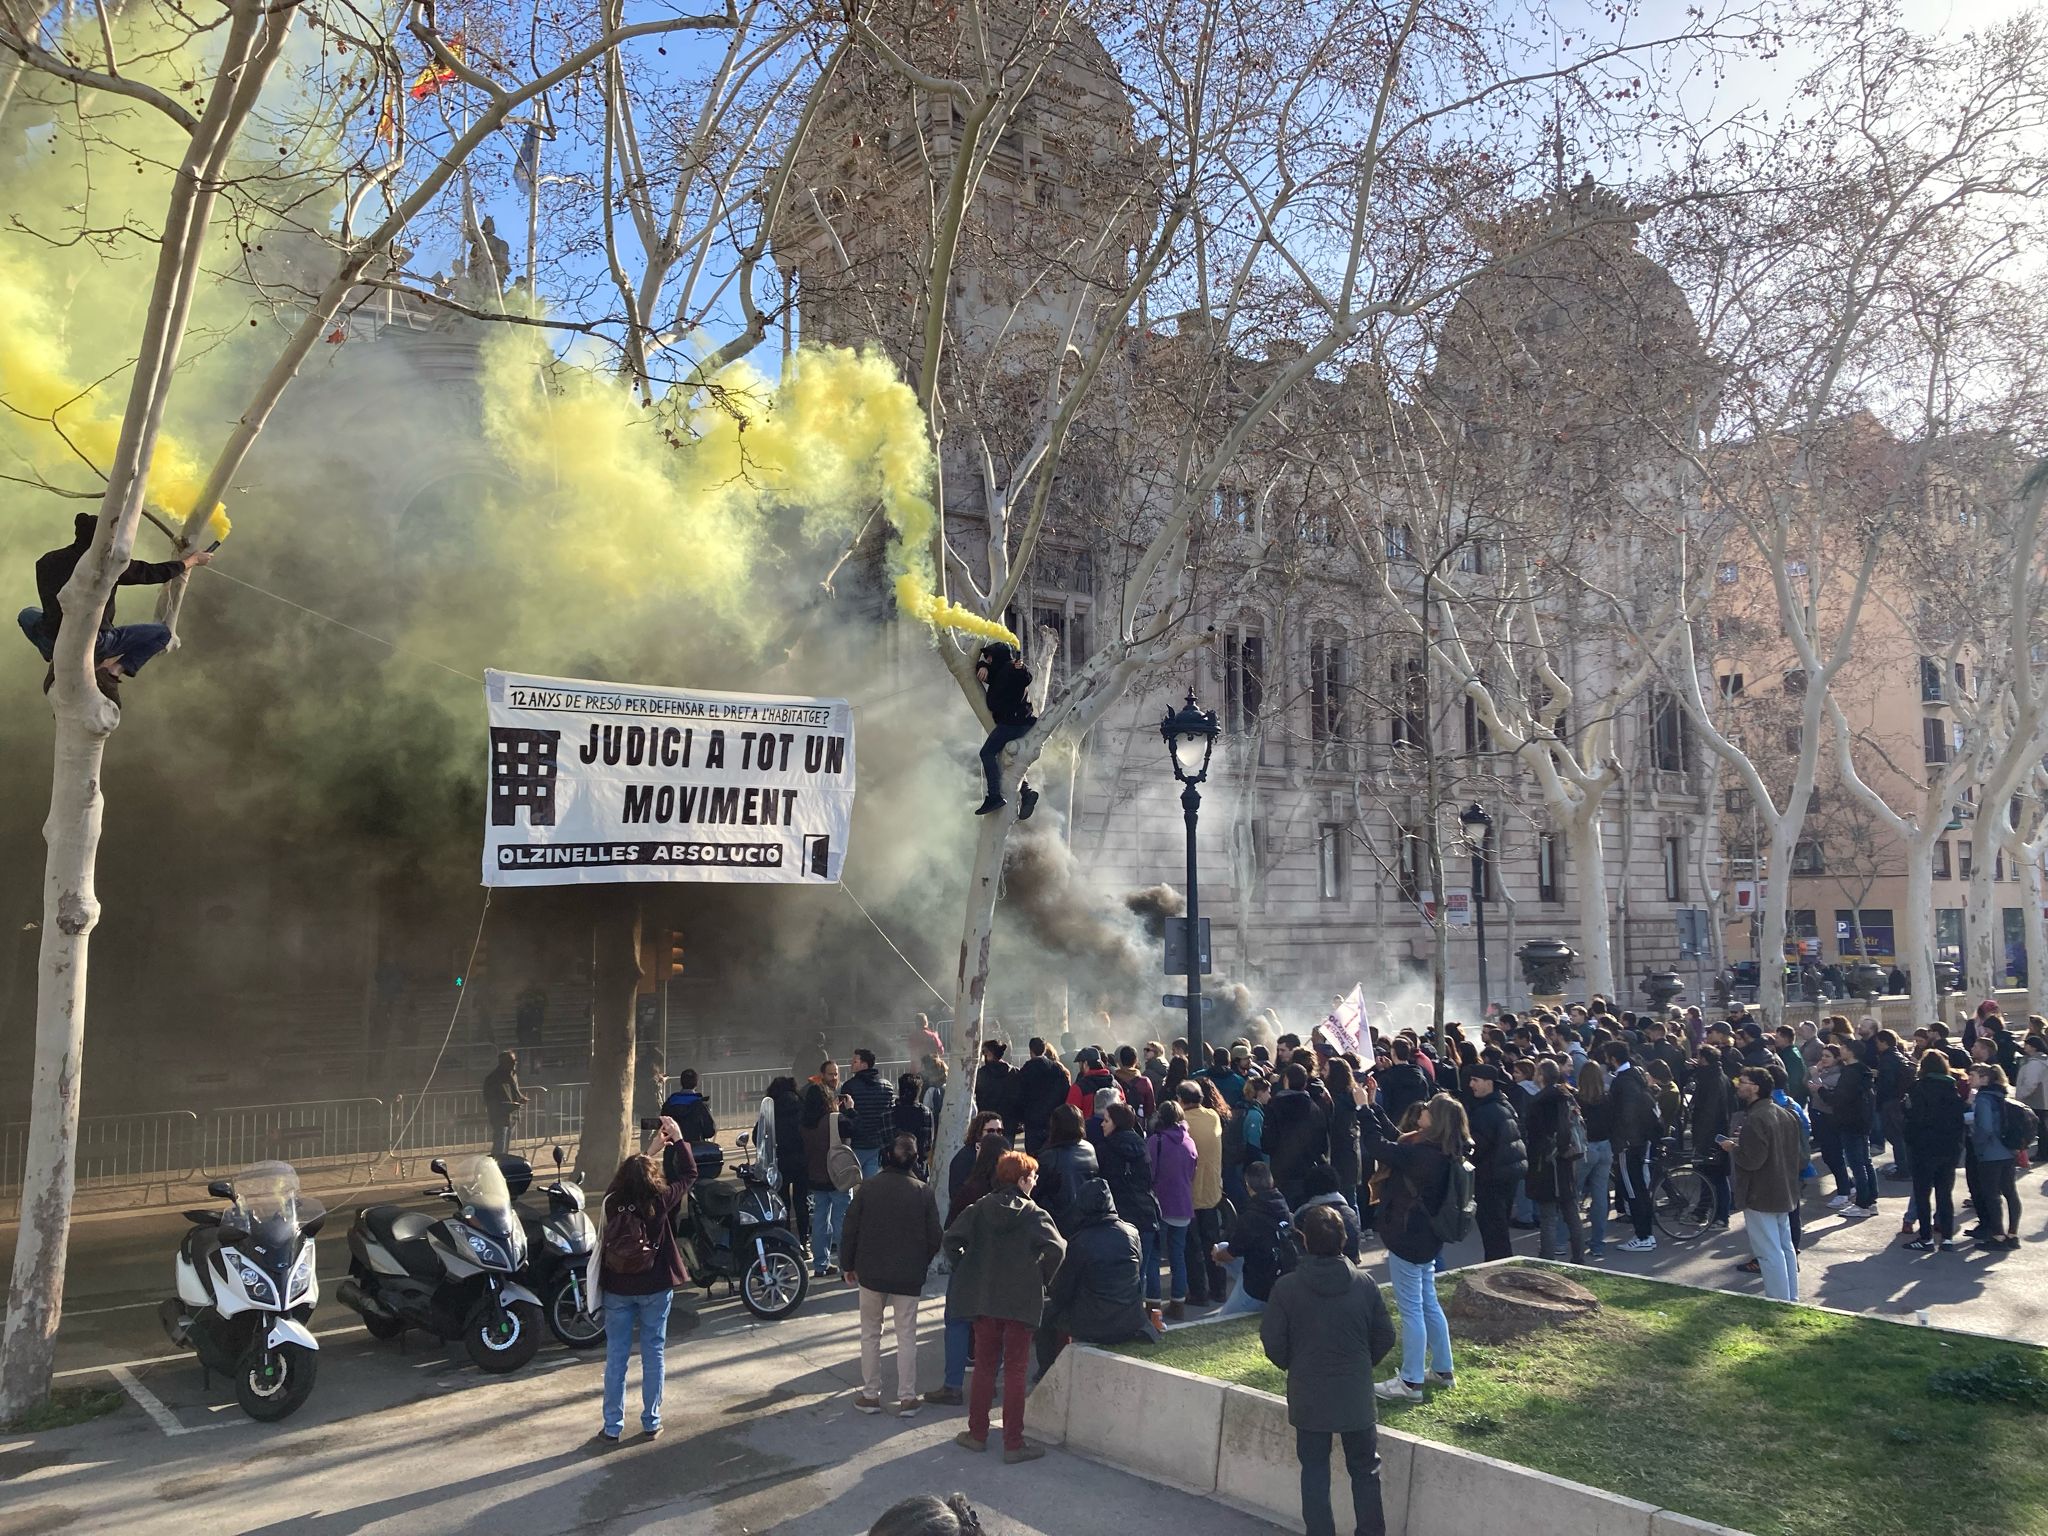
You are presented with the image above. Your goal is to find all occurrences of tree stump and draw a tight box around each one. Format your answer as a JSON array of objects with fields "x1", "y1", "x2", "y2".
[{"x1": 1447, "y1": 1266, "x2": 1600, "y2": 1341}]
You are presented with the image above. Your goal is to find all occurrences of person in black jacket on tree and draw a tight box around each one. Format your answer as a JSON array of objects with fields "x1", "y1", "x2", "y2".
[
  {"x1": 1036, "y1": 1176, "x2": 1146, "y2": 1373},
  {"x1": 844, "y1": 1049, "x2": 895, "y2": 1179},
  {"x1": 1903, "y1": 1052, "x2": 1967, "y2": 1250},
  {"x1": 1264, "y1": 1062, "x2": 1330, "y2": 1206},
  {"x1": 972, "y1": 643, "x2": 1038, "y2": 820},
  {"x1": 18, "y1": 513, "x2": 213, "y2": 702},
  {"x1": 1261, "y1": 1202, "x2": 1397, "y2": 1536},
  {"x1": 974, "y1": 1041, "x2": 1018, "y2": 1140},
  {"x1": 1603, "y1": 1043, "x2": 1662, "y2": 1252},
  {"x1": 1460, "y1": 1068, "x2": 1527, "y2": 1262},
  {"x1": 1012, "y1": 1038, "x2": 1072, "y2": 1154}
]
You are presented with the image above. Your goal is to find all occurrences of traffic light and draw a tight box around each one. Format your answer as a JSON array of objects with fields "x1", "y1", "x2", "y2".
[{"x1": 667, "y1": 930, "x2": 685, "y2": 978}]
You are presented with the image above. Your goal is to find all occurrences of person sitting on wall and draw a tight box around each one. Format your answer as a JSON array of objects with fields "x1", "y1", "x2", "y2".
[
  {"x1": 972, "y1": 643, "x2": 1038, "y2": 821},
  {"x1": 19, "y1": 513, "x2": 212, "y2": 703}
]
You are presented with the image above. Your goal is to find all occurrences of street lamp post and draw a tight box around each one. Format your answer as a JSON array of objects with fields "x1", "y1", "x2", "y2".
[
  {"x1": 1161, "y1": 691, "x2": 1221, "y2": 1066},
  {"x1": 1460, "y1": 803, "x2": 1494, "y2": 1017}
]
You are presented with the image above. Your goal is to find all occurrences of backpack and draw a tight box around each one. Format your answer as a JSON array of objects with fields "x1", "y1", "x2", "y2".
[
  {"x1": 1247, "y1": 1215, "x2": 1298, "y2": 1301},
  {"x1": 827, "y1": 1109, "x2": 863, "y2": 1192},
  {"x1": 1563, "y1": 1099, "x2": 1589, "y2": 1163},
  {"x1": 2000, "y1": 1096, "x2": 2040, "y2": 1154},
  {"x1": 602, "y1": 1202, "x2": 658, "y2": 1276},
  {"x1": 1425, "y1": 1158, "x2": 1476, "y2": 1246}
]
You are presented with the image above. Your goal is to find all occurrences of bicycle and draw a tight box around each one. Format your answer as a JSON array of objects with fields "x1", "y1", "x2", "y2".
[{"x1": 1649, "y1": 1136, "x2": 1713, "y2": 1243}]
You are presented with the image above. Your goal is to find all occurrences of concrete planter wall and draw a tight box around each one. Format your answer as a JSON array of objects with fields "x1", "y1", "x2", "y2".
[{"x1": 1026, "y1": 1341, "x2": 1753, "y2": 1536}]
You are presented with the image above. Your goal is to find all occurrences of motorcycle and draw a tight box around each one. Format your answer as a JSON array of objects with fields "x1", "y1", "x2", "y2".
[
  {"x1": 638, "y1": 1122, "x2": 809, "y2": 1320},
  {"x1": 497, "y1": 1145, "x2": 602, "y2": 1349},
  {"x1": 158, "y1": 1161, "x2": 323, "y2": 1422},
  {"x1": 336, "y1": 1152, "x2": 543, "y2": 1373}
]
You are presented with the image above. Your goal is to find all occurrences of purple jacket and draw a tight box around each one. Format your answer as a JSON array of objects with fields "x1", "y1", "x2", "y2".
[{"x1": 1146, "y1": 1125, "x2": 1198, "y2": 1223}]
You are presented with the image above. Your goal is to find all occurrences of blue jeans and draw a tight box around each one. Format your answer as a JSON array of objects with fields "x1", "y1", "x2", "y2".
[
  {"x1": 810, "y1": 1187, "x2": 849, "y2": 1272},
  {"x1": 1160, "y1": 1219, "x2": 1189, "y2": 1302},
  {"x1": 1297, "y1": 1426, "x2": 1387, "y2": 1536},
  {"x1": 944, "y1": 1316, "x2": 973, "y2": 1390},
  {"x1": 1578, "y1": 1141, "x2": 1613, "y2": 1251},
  {"x1": 855, "y1": 1146, "x2": 881, "y2": 1180},
  {"x1": 17, "y1": 609, "x2": 173, "y2": 676},
  {"x1": 1745, "y1": 1210, "x2": 1799, "y2": 1301},
  {"x1": 1841, "y1": 1131, "x2": 1877, "y2": 1207},
  {"x1": 1140, "y1": 1224, "x2": 1162, "y2": 1302},
  {"x1": 1215, "y1": 1257, "x2": 1265, "y2": 1316},
  {"x1": 1385, "y1": 1252, "x2": 1452, "y2": 1386},
  {"x1": 601, "y1": 1288, "x2": 673, "y2": 1435}
]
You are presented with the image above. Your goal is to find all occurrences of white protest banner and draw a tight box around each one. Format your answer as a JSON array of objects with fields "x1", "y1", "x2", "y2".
[
  {"x1": 1321, "y1": 984, "x2": 1365, "y2": 1055},
  {"x1": 481, "y1": 669, "x2": 854, "y2": 887}
]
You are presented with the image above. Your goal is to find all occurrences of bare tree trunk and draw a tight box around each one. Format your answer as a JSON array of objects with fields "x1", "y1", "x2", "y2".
[
  {"x1": 2022, "y1": 842, "x2": 2048, "y2": 1020},
  {"x1": 584, "y1": 898, "x2": 643, "y2": 1177},
  {"x1": 933, "y1": 813, "x2": 1009, "y2": 1221},
  {"x1": 1755, "y1": 819, "x2": 1796, "y2": 1029},
  {"x1": 1565, "y1": 808, "x2": 1616, "y2": 1002},
  {"x1": 1899, "y1": 841, "x2": 1938, "y2": 1008},
  {"x1": 0, "y1": 0, "x2": 290, "y2": 1417},
  {"x1": 1966, "y1": 843, "x2": 1998, "y2": 1000}
]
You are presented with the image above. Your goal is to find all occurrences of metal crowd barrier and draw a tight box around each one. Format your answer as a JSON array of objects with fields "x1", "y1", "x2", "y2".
[
  {"x1": 199, "y1": 1098, "x2": 389, "y2": 1178},
  {"x1": 0, "y1": 1110, "x2": 202, "y2": 1214},
  {"x1": 698, "y1": 1062, "x2": 911, "y2": 1124}
]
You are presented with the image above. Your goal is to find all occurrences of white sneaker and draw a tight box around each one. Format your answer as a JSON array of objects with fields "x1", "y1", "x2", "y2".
[
  {"x1": 1374, "y1": 1378, "x2": 1424, "y2": 1403},
  {"x1": 1619, "y1": 1236, "x2": 1658, "y2": 1252},
  {"x1": 1826, "y1": 1193, "x2": 1852, "y2": 1210},
  {"x1": 1423, "y1": 1370, "x2": 1456, "y2": 1389}
]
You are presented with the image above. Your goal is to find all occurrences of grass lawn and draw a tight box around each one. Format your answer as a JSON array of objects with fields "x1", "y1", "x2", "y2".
[{"x1": 1119, "y1": 1265, "x2": 2048, "y2": 1536}]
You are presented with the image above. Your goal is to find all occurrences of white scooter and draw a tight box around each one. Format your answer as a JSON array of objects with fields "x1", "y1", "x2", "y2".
[{"x1": 159, "y1": 1161, "x2": 324, "y2": 1421}]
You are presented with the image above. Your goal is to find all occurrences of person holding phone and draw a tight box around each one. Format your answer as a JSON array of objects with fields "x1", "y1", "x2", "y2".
[{"x1": 588, "y1": 1115, "x2": 691, "y2": 1444}]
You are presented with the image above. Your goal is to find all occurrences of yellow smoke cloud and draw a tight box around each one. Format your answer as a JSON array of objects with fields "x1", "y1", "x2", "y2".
[{"x1": 477, "y1": 336, "x2": 1016, "y2": 647}]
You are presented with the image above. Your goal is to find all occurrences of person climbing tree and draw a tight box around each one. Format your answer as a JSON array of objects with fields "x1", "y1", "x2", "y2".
[
  {"x1": 18, "y1": 513, "x2": 211, "y2": 703},
  {"x1": 973, "y1": 643, "x2": 1037, "y2": 820}
]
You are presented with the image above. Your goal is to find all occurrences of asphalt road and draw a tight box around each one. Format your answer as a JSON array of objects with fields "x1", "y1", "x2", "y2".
[{"x1": 2, "y1": 1163, "x2": 2045, "y2": 1535}]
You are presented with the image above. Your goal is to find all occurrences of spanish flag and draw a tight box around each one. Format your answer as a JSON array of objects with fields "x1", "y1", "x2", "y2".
[{"x1": 407, "y1": 33, "x2": 464, "y2": 100}]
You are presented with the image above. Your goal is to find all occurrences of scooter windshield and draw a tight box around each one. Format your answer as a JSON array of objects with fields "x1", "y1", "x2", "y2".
[
  {"x1": 444, "y1": 1153, "x2": 516, "y2": 1237},
  {"x1": 232, "y1": 1161, "x2": 303, "y2": 1248}
]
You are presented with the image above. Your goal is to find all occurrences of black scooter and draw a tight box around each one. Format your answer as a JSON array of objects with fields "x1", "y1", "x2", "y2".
[
  {"x1": 636, "y1": 1123, "x2": 810, "y2": 1320},
  {"x1": 336, "y1": 1152, "x2": 543, "y2": 1372},
  {"x1": 497, "y1": 1146, "x2": 602, "y2": 1349}
]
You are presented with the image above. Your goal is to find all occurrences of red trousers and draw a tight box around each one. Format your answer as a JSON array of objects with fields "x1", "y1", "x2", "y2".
[{"x1": 967, "y1": 1316, "x2": 1033, "y2": 1450}]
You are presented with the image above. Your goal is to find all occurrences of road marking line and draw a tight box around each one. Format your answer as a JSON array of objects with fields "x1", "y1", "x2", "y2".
[
  {"x1": 108, "y1": 1365, "x2": 227, "y2": 1438},
  {"x1": 54, "y1": 1321, "x2": 365, "y2": 1380}
]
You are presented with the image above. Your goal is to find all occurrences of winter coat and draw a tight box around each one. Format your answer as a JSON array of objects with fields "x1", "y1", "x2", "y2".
[
  {"x1": 1463, "y1": 1091, "x2": 1527, "y2": 1185},
  {"x1": 1147, "y1": 1124, "x2": 1199, "y2": 1223},
  {"x1": 1873, "y1": 1049, "x2": 1910, "y2": 1109},
  {"x1": 1098, "y1": 1127, "x2": 1160, "y2": 1230},
  {"x1": 1581, "y1": 1095, "x2": 1617, "y2": 1147},
  {"x1": 1364, "y1": 1125, "x2": 1452, "y2": 1266},
  {"x1": 661, "y1": 1090, "x2": 716, "y2": 1145},
  {"x1": 1223, "y1": 1187, "x2": 1296, "y2": 1302},
  {"x1": 1687, "y1": 1066, "x2": 1732, "y2": 1168},
  {"x1": 1260, "y1": 1255, "x2": 1396, "y2": 1433},
  {"x1": 1263, "y1": 1089, "x2": 1330, "y2": 1187},
  {"x1": 1041, "y1": 1179, "x2": 1145, "y2": 1345},
  {"x1": 1970, "y1": 1085, "x2": 2016, "y2": 1164},
  {"x1": 801, "y1": 1092, "x2": 854, "y2": 1190},
  {"x1": 1012, "y1": 1055, "x2": 1073, "y2": 1142},
  {"x1": 1184, "y1": 1105, "x2": 1225, "y2": 1210},
  {"x1": 1294, "y1": 1191, "x2": 1361, "y2": 1262},
  {"x1": 840, "y1": 1164, "x2": 943, "y2": 1296},
  {"x1": 983, "y1": 651, "x2": 1036, "y2": 727},
  {"x1": 974, "y1": 1059, "x2": 1018, "y2": 1133},
  {"x1": 591, "y1": 1177, "x2": 689, "y2": 1299},
  {"x1": 891, "y1": 1098, "x2": 935, "y2": 1162},
  {"x1": 942, "y1": 1186, "x2": 1066, "y2": 1326},
  {"x1": 1903, "y1": 1075, "x2": 1967, "y2": 1167},
  {"x1": 1034, "y1": 1138, "x2": 1100, "y2": 1234},
  {"x1": 769, "y1": 1085, "x2": 806, "y2": 1184},
  {"x1": 482, "y1": 1064, "x2": 525, "y2": 1125},
  {"x1": 1823, "y1": 1060, "x2": 1874, "y2": 1135},
  {"x1": 1730, "y1": 1097, "x2": 1802, "y2": 1214},
  {"x1": 843, "y1": 1068, "x2": 894, "y2": 1150},
  {"x1": 1377, "y1": 1062, "x2": 1431, "y2": 1124},
  {"x1": 1606, "y1": 1064, "x2": 1661, "y2": 1147},
  {"x1": 1326, "y1": 1094, "x2": 1362, "y2": 1192},
  {"x1": 32, "y1": 523, "x2": 186, "y2": 642},
  {"x1": 1523, "y1": 1084, "x2": 1581, "y2": 1205},
  {"x1": 2014, "y1": 1053, "x2": 2048, "y2": 1113},
  {"x1": 1067, "y1": 1067, "x2": 1118, "y2": 1113}
]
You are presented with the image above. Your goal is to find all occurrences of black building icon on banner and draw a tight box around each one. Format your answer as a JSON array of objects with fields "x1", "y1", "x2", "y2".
[{"x1": 491, "y1": 727, "x2": 561, "y2": 826}]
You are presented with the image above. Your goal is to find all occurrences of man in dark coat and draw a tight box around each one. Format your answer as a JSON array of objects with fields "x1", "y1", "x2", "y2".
[
  {"x1": 1263, "y1": 1062, "x2": 1330, "y2": 1206},
  {"x1": 1604, "y1": 1042, "x2": 1663, "y2": 1250},
  {"x1": 1375, "y1": 1038, "x2": 1431, "y2": 1125},
  {"x1": 842, "y1": 1134, "x2": 944, "y2": 1413},
  {"x1": 1012, "y1": 1038, "x2": 1072, "y2": 1154},
  {"x1": 19, "y1": 512, "x2": 212, "y2": 701},
  {"x1": 481, "y1": 1052, "x2": 526, "y2": 1157},
  {"x1": 1460, "y1": 1068, "x2": 1527, "y2": 1262},
  {"x1": 972, "y1": 643, "x2": 1038, "y2": 819},
  {"x1": 974, "y1": 1040, "x2": 1019, "y2": 1138},
  {"x1": 1212, "y1": 1161, "x2": 1295, "y2": 1314},
  {"x1": 1260, "y1": 1203, "x2": 1396, "y2": 1536},
  {"x1": 1035, "y1": 1177, "x2": 1144, "y2": 1372},
  {"x1": 843, "y1": 1048, "x2": 895, "y2": 1178}
]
